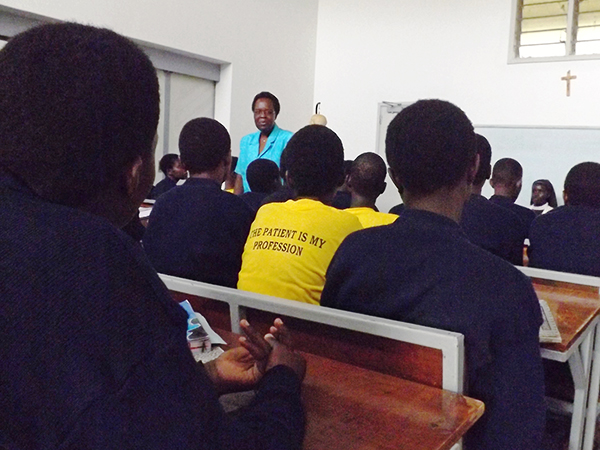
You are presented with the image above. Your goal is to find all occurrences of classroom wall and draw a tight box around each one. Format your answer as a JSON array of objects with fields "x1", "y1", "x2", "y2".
[
  {"x1": 0, "y1": 0, "x2": 319, "y2": 152},
  {"x1": 314, "y1": 0, "x2": 600, "y2": 205}
]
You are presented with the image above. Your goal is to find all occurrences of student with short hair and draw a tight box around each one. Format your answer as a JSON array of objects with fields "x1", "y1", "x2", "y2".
[
  {"x1": 460, "y1": 135, "x2": 528, "y2": 265},
  {"x1": 529, "y1": 162, "x2": 600, "y2": 277},
  {"x1": 345, "y1": 152, "x2": 398, "y2": 228},
  {"x1": 489, "y1": 157, "x2": 536, "y2": 231},
  {"x1": 240, "y1": 158, "x2": 282, "y2": 212},
  {"x1": 143, "y1": 118, "x2": 255, "y2": 288},
  {"x1": 321, "y1": 99, "x2": 545, "y2": 450},
  {"x1": 238, "y1": 125, "x2": 363, "y2": 305},
  {"x1": 0, "y1": 23, "x2": 305, "y2": 450},
  {"x1": 148, "y1": 153, "x2": 187, "y2": 199}
]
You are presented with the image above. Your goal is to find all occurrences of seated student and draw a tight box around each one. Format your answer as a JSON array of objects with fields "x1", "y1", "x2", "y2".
[
  {"x1": 489, "y1": 157, "x2": 536, "y2": 231},
  {"x1": 529, "y1": 162, "x2": 600, "y2": 277},
  {"x1": 240, "y1": 159, "x2": 282, "y2": 213},
  {"x1": 143, "y1": 118, "x2": 255, "y2": 288},
  {"x1": 345, "y1": 152, "x2": 399, "y2": 228},
  {"x1": 530, "y1": 179, "x2": 558, "y2": 216},
  {"x1": 223, "y1": 156, "x2": 238, "y2": 193},
  {"x1": 148, "y1": 153, "x2": 187, "y2": 199},
  {"x1": 331, "y1": 160, "x2": 353, "y2": 209},
  {"x1": 460, "y1": 135, "x2": 527, "y2": 265},
  {"x1": 238, "y1": 125, "x2": 363, "y2": 305},
  {"x1": 261, "y1": 147, "x2": 296, "y2": 205},
  {"x1": 321, "y1": 100, "x2": 545, "y2": 450},
  {"x1": 0, "y1": 23, "x2": 305, "y2": 450}
]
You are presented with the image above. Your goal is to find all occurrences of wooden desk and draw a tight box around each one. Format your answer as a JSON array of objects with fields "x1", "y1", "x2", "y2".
[
  {"x1": 534, "y1": 281, "x2": 600, "y2": 450},
  {"x1": 216, "y1": 329, "x2": 484, "y2": 450}
]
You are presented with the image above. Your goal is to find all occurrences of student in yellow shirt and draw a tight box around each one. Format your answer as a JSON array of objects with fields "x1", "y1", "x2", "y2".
[
  {"x1": 237, "y1": 125, "x2": 362, "y2": 304},
  {"x1": 345, "y1": 152, "x2": 399, "y2": 228}
]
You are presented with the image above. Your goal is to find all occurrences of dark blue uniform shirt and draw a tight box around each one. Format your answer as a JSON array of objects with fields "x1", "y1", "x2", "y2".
[
  {"x1": 321, "y1": 208, "x2": 545, "y2": 450},
  {"x1": 461, "y1": 194, "x2": 527, "y2": 265},
  {"x1": 0, "y1": 171, "x2": 303, "y2": 450},
  {"x1": 143, "y1": 178, "x2": 254, "y2": 288},
  {"x1": 529, "y1": 205, "x2": 600, "y2": 277}
]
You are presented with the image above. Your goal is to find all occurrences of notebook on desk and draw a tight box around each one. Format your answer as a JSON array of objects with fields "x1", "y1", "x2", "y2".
[{"x1": 540, "y1": 299, "x2": 561, "y2": 343}]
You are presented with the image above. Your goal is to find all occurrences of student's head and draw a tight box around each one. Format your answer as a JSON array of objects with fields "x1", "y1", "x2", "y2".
[
  {"x1": 531, "y1": 179, "x2": 557, "y2": 208},
  {"x1": 347, "y1": 152, "x2": 387, "y2": 200},
  {"x1": 385, "y1": 99, "x2": 477, "y2": 198},
  {"x1": 252, "y1": 91, "x2": 280, "y2": 134},
  {"x1": 473, "y1": 134, "x2": 492, "y2": 188},
  {"x1": 0, "y1": 23, "x2": 159, "y2": 226},
  {"x1": 246, "y1": 159, "x2": 281, "y2": 194},
  {"x1": 490, "y1": 158, "x2": 523, "y2": 200},
  {"x1": 285, "y1": 125, "x2": 345, "y2": 200},
  {"x1": 179, "y1": 118, "x2": 231, "y2": 179},
  {"x1": 159, "y1": 154, "x2": 187, "y2": 180},
  {"x1": 563, "y1": 162, "x2": 600, "y2": 208}
]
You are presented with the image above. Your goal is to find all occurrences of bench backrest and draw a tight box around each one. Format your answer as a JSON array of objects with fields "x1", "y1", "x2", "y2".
[{"x1": 161, "y1": 274, "x2": 465, "y2": 393}]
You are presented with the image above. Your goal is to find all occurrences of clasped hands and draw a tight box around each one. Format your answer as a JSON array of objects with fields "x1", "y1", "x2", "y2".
[{"x1": 204, "y1": 318, "x2": 306, "y2": 395}]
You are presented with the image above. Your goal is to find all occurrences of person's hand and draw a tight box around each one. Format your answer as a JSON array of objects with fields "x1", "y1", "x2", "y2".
[
  {"x1": 203, "y1": 319, "x2": 271, "y2": 395},
  {"x1": 264, "y1": 318, "x2": 306, "y2": 381}
]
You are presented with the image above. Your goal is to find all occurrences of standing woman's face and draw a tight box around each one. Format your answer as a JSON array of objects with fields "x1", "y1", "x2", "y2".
[
  {"x1": 531, "y1": 183, "x2": 549, "y2": 206},
  {"x1": 253, "y1": 98, "x2": 277, "y2": 133}
]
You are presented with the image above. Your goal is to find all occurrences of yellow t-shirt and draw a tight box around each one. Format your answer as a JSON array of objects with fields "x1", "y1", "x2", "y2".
[
  {"x1": 237, "y1": 199, "x2": 363, "y2": 305},
  {"x1": 345, "y1": 207, "x2": 399, "y2": 228}
]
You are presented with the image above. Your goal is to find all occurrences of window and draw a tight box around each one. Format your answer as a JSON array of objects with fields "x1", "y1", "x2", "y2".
[{"x1": 512, "y1": 0, "x2": 600, "y2": 60}]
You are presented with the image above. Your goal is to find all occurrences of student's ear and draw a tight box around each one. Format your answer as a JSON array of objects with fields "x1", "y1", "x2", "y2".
[
  {"x1": 378, "y1": 181, "x2": 387, "y2": 196},
  {"x1": 285, "y1": 171, "x2": 294, "y2": 189},
  {"x1": 388, "y1": 168, "x2": 404, "y2": 193},
  {"x1": 466, "y1": 154, "x2": 480, "y2": 185},
  {"x1": 125, "y1": 156, "x2": 144, "y2": 198},
  {"x1": 563, "y1": 190, "x2": 569, "y2": 205},
  {"x1": 345, "y1": 174, "x2": 353, "y2": 190}
]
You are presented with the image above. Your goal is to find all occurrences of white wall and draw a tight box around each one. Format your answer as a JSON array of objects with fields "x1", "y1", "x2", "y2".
[
  {"x1": 0, "y1": 0, "x2": 319, "y2": 153},
  {"x1": 314, "y1": 0, "x2": 600, "y2": 207}
]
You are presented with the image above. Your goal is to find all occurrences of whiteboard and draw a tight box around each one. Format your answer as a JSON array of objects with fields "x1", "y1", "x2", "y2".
[
  {"x1": 475, "y1": 126, "x2": 600, "y2": 207},
  {"x1": 375, "y1": 101, "x2": 600, "y2": 212}
]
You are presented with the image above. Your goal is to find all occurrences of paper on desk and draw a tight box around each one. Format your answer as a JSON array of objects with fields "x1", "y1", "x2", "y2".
[
  {"x1": 539, "y1": 299, "x2": 562, "y2": 344},
  {"x1": 179, "y1": 300, "x2": 226, "y2": 345}
]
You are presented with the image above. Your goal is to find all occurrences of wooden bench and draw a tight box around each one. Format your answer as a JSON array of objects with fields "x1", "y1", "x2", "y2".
[{"x1": 161, "y1": 273, "x2": 465, "y2": 394}]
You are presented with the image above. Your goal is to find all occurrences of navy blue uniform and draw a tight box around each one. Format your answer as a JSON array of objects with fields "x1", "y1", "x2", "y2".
[
  {"x1": 461, "y1": 194, "x2": 527, "y2": 265},
  {"x1": 148, "y1": 176, "x2": 177, "y2": 199},
  {"x1": 321, "y1": 208, "x2": 545, "y2": 450},
  {"x1": 489, "y1": 194, "x2": 535, "y2": 235},
  {"x1": 143, "y1": 178, "x2": 254, "y2": 288},
  {"x1": 0, "y1": 171, "x2": 304, "y2": 450},
  {"x1": 240, "y1": 191, "x2": 269, "y2": 214},
  {"x1": 529, "y1": 205, "x2": 600, "y2": 277}
]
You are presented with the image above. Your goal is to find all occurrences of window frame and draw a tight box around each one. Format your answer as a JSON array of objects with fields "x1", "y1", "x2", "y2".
[{"x1": 509, "y1": 0, "x2": 600, "y2": 63}]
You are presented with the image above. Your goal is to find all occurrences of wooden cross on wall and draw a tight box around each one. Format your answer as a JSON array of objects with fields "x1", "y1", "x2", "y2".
[{"x1": 561, "y1": 70, "x2": 577, "y2": 97}]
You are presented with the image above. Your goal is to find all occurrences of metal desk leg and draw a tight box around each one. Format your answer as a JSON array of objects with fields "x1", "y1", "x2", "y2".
[
  {"x1": 569, "y1": 330, "x2": 595, "y2": 450},
  {"x1": 583, "y1": 324, "x2": 600, "y2": 450}
]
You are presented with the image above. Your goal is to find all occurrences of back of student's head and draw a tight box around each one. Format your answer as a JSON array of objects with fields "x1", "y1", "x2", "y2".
[
  {"x1": 179, "y1": 118, "x2": 230, "y2": 174},
  {"x1": 349, "y1": 152, "x2": 387, "y2": 198},
  {"x1": 564, "y1": 162, "x2": 600, "y2": 208},
  {"x1": 473, "y1": 134, "x2": 492, "y2": 186},
  {"x1": 385, "y1": 99, "x2": 476, "y2": 196},
  {"x1": 0, "y1": 22, "x2": 159, "y2": 207},
  {"x1": 491, "y1": 158, "x2": 523, "y2": 186},
  {"x1": 159, "y1": 154, "x2": 181, "y2": 176},
  {"x1": 246, "y1": 159, "x2": 280, "y2": 194},
  {"x1": 285, "y1": 125, "x2": 345, "y2": 198}
]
